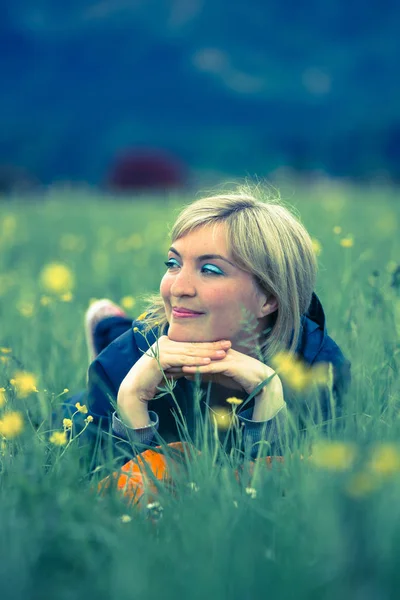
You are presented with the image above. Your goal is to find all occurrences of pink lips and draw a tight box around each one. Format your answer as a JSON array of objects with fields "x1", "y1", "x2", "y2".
[{"x1": 172, "y1": 308, "x2": 204, "y2": 318}]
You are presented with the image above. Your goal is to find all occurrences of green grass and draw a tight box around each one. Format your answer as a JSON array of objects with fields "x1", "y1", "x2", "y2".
[{"x1": 0, "y1": 182, "x2": 399, "y2": 600}]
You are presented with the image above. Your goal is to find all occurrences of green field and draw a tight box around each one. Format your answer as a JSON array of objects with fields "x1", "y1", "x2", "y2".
[{"x1": 0, "y1": 182, "x2": 399, "y2": 599}]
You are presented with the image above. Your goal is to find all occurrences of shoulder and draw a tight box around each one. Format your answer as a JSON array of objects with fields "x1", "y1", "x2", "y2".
[
  {"x1": 298, "y1": 313, "x2": 351, "y2": 390},
  {"x1": 89, "y1": 320, "x2": 157, "y2": 392},
  {"x1": 297, "y1": 314, "x2": 351, "y2": 397},
  {"x1": 314, "y1": 333, "x2": 349, "y2": 366}
]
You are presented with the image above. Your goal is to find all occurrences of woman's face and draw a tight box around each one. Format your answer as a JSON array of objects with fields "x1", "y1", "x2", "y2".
[{"x1": 160, "y1": 222, "x2": 277, "y2": 350}]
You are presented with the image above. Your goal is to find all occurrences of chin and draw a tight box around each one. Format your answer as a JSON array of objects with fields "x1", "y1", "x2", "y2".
[{"x1": 167, "y1": 324, "x2": 209, "y2": 343}]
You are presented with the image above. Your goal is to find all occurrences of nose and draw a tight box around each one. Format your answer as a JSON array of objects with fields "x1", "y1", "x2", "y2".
[{"x1": 170, "y1": 267, "x2": 196, "y2": 297}]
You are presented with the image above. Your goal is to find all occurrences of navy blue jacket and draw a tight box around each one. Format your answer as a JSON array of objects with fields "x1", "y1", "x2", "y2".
[{"x1": 66, "y1": 292, "x2": 351, "y2": 461}]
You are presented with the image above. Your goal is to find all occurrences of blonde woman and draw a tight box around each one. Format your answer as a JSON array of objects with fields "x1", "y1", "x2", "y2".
[{"x1": 66, "y1": 185, "x2": 351, "y2": 464}]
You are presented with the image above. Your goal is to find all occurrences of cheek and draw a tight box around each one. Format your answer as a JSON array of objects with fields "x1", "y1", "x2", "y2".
[
  {"x1": 159, "y1": 274, "x2": 170, "y2": 301},
  {"x1": 206, "y1": 288, "x2": 245, "y2": 320},
  {"x1": 204, "y1": 288, "x2": 229, "y2": 311}
]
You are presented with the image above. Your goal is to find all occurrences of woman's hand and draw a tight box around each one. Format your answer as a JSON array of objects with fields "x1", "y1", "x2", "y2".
[
  {"x1": 118, "y1": 335, "x2": 232, "y2": 405},
  {"x1": 167, "y1": 348, "x2": 282, "y2": 397},
  {"x1": 175, "y1": 348, "x2": 286, "y2": 420}
]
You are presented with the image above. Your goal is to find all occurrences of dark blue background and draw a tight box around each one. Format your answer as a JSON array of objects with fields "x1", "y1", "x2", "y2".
[{"x1": 2, "y1": 0, "x2": 400, "y2": 185}]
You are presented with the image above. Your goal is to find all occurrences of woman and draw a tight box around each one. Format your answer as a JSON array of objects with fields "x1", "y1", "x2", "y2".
[{"x1": 65, "y1": 186, "x2": 351, "y2": 466}]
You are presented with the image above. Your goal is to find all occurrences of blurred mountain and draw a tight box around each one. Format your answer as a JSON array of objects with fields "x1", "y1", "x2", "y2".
[{"x1": 1, "y1": 0, "x2": 400, "y2": 184}]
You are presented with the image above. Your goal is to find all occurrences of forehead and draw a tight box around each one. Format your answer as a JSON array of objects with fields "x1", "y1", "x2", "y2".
[{"x1": 173, "y1": 222, "x2": 230, "y2": 255}]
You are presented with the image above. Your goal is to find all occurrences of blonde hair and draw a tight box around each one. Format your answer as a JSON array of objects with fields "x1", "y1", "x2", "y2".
[{"x1": 140, "y1": 183, "x2": 317, "y2": 360}]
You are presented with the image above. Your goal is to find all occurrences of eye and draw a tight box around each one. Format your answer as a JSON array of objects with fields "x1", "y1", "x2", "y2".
[
  {"x1": 201, "y1": 264, "x2": 224, "y2": 276},
  {"x1": 164, "y1": 259, "x2": 180, "y2": 269}
]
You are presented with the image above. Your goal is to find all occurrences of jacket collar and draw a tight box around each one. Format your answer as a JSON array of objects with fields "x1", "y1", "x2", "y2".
[{"x1": 296, "y1": 292, "x2": 327, "y2": 363}]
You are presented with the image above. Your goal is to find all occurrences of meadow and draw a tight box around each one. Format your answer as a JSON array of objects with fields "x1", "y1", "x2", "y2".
[{"x1": 0, "y1": 181, "x2": 399, "y2": 600}]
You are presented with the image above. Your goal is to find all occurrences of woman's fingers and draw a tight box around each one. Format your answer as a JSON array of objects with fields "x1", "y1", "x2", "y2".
[
  {"x1": 165, "y1": 353, "x2": 227, "y2": 374},
  {"x1": 162, "y1": 349, "x2": 228, "y2": 370},
  {"x1": 179, "y1": 345, "x2": 230, "y2": 359},
  {"x1": 181, "y1": 363, "x2": 216, "y2": 373},
  {"x1": 155, "y1": 337, "x2": 231, "y2": 371}
]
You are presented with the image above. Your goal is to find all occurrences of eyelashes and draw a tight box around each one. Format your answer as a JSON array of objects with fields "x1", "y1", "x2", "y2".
[{"x1": 164, "y1": 260, "x2": 224, "y2": 276}]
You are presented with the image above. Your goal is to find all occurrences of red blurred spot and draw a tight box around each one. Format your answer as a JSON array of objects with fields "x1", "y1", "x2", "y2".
[{"x1": 106, "y1": 149, "x2": 186, "y2": 192}]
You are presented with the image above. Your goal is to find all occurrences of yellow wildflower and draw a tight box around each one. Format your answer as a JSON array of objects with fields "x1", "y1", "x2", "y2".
[
  {"x1": 40, "y1": 262, "x2": 75, "y2": 294},
  {"x1": 75, "y1": 402, "x2": 88, "y2": 414},
  {"x1": 211, "y1": 406, "x2": 233, "y2": 430},
  {"x1": 10, "y1": 371, "x2": 38, "y2": 398},
  {"x1": 40, "y1": 295, "x2": 52, "y2": 306},
  {"x1": 311, "y1": 362, "x2": 331, "y2": 386},
  {"x1": 368, "y1": 444, "x2": 400, "y2": 476},
  {"x1": 346, "y1": 471, "x2": 379, "y2": 498},
  {"x1": 0, "y1": 348, "x2": 12, "y2": 354},
  {"x1": 136, "y1": 312, "x2": 147, "y2": 321},
  {"x1": 286, "y1": 364, "x2": 311, "y2": 391},
  {"x1": 60, "y1": 291, "x2": 73, "y2": 302},
  {"x1": 0, "y1": 388, "x2": 6, "y2": 407},
  {"x1": 85, "y1": 415, "x2": 94, "y2": 424},
  {"x1": 2, "y1": 215, "x2": 17, "y2": 238},
  {"x1": 311, "y1": 238, "x2": 322, "y2": 256},
  {"x1": 271, "y1": 351, "x2": 297, "y2": 376},
  {"x1": 18, "y1": 302, "x2": 34, "y2": 318},
  {"x1": 271, "y1": 352, "x2": 330, "y2": 392},
  {"x1": 120, "y1": 514, "x2": 132, "y2": 523},
  {"x1": 333, "y1": 226, "x2": 342, "y2": 235},
  {"x1": 133, "y1": 327, "x2": 139, "y2": 333},
  {"x1": 49, "y1": 431, "x2": 68, "y2": 446},
  {"x1": 271, "y1": 352, "x2": 310, "y2": 391},
  {"x1": 0, "y1": 356, "x2": 10, "y2": 364},
  {"x1": 120, "y1": 296, "x2": 136, "y2": 311},
  {"x1": 340, "y1": 237, "x2": 354, "y2": 248},
  {"x1": 0, "y1": 411, "x2": 24, "y2": 438},
  {"x1": 63, "y1": 388, "x2": 69, "y2": 394},
  {"x1": 63, "y1": 418, "x2": 73, "y2": 430},
  {"x1": 310, "y1": 441, "x2": 356, "y2": 471},
  {"x1": 226, "y1": 397, "x2": 243, "y2": 406}
]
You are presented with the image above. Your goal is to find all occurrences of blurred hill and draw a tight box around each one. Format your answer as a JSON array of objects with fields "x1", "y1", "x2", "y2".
[{"x1": 2, "y1": 0, "x2": 400, "y2": 185}]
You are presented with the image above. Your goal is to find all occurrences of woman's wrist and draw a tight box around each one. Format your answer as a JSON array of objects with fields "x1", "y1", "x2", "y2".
[
  {"x1": 252, "y1": 376, "x2": 285, "y2": 421},
  {"x1": 117, "y1": 388, "x2": 151, "y2": 429}
]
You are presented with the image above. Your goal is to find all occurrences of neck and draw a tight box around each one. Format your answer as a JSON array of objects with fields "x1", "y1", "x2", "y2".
[{"x1": 231, "y1": 313, "x2": 274, "y2": 359}]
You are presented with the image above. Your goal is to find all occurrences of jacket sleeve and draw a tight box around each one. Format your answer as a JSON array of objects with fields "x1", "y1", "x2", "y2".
[
  {"x1": 85, "y1": 327, "x2": 143, "y2": 421},
  {"x1": 86, "y1": 359, "x2": 119, "y2": 422},
  {"x1": 112, "y1": 410, "x2": 159, "y2": 445},
  {"x1": 237, "y1": 403, "x2": 289, "y2": 459}
]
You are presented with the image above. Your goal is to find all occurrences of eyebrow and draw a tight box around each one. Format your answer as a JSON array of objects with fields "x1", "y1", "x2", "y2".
[{"x1": 168, "y1": 246, "x2": 236, "y2": 267}]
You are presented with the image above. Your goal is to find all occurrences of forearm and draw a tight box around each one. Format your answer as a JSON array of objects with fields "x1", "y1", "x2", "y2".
[{"x1": 117, "y1": 388, "x2": 152, "y2": 428}]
